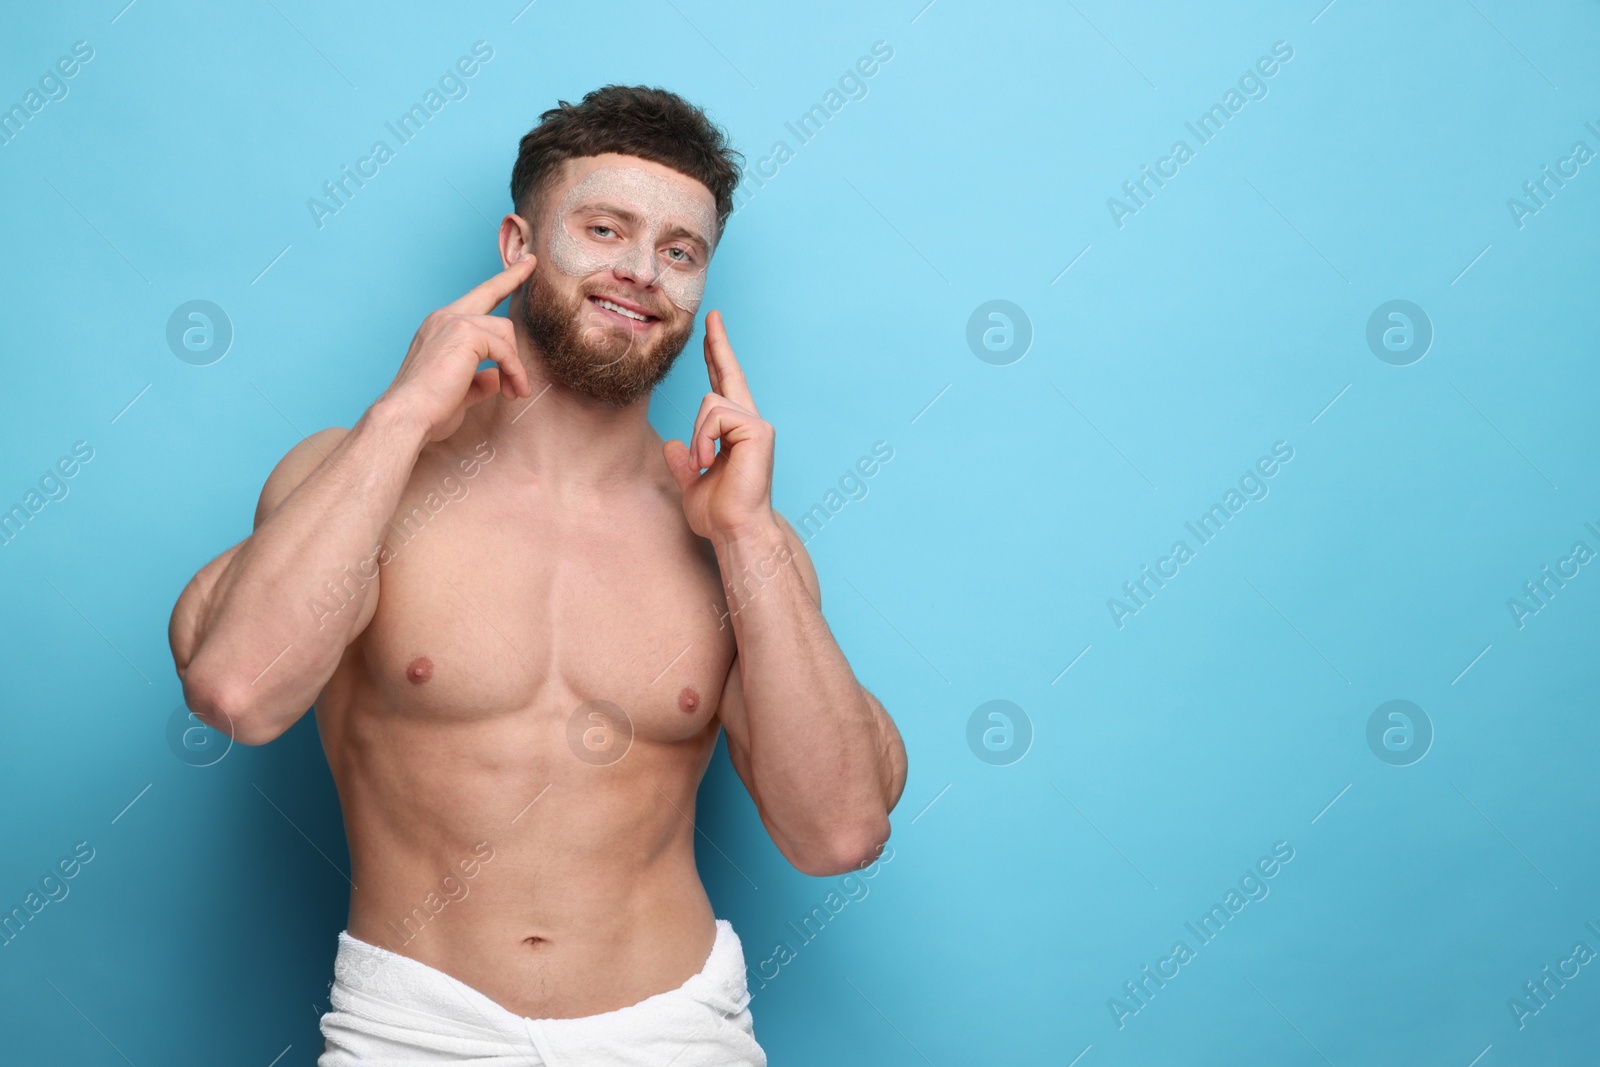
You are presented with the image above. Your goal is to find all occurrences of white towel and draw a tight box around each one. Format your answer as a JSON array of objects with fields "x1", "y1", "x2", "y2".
[{"x1": 318, "y1": 918, "x2": 767, "y2": 1066}]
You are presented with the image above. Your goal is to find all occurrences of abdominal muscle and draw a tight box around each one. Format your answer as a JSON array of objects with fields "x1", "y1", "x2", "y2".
[{"x1": 318, "y1": 682, "x2": 723, "y2": 1021}]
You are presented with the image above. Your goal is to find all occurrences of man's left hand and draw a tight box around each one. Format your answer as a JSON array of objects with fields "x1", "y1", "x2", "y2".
[{"x1": 664, "y1": 310, "x2": 777, "y2": 541}]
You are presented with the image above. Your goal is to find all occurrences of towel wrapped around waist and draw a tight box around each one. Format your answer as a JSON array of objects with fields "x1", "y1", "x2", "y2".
[{"x1": 317, "y1": 918, "x2": 766, "y2": 1066}]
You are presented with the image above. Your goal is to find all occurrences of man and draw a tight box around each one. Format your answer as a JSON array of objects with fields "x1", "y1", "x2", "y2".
[{"x1": 166, "y1": 85, "x2": 907, "y2": 1064}]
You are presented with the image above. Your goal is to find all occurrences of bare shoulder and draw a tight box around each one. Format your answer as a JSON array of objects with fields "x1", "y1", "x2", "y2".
[
  {"x1": 254, "y1": 427, "x2": 350, "y2": 530},
  {"x1": 169, "y1": 426, "x2": 353, "y2": 684}
]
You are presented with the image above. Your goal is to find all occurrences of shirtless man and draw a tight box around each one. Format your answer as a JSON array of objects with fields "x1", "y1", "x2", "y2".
[{"x1": 166, "y1": 86, "x2": 907, "y2": 1064}]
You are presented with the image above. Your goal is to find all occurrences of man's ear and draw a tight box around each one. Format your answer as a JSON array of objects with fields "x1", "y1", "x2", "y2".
[{"x1": 498, "y1": 212, "x2": 535, "y2": 269}]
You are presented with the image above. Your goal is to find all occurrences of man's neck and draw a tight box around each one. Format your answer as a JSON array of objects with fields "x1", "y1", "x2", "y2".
[{"x1": 470, "y1": 344, "x2": 661, "y2": 495}]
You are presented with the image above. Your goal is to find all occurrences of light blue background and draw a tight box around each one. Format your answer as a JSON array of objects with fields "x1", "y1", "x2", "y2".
[{"x1": 2, "y1": 0, "x2": 1598, "y2": 1063}]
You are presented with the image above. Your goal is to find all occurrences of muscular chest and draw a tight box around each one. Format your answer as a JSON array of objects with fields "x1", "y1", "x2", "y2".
[{"x1": 352, "y1": 461, "x2": 736, "y2": 744}]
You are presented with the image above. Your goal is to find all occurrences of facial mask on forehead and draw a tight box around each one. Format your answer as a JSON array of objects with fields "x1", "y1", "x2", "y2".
[{"x1": 546, "y1": 166, "x2": 717, "y2": 313}]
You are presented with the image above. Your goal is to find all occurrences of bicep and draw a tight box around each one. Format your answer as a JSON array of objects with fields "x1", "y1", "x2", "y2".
[
  {"x1": 717, "y1": 654, "x2": 758, "y2": 799},
  {"x1": 253, "y1": 426, "x2": 382, "y2": 635},
  {"x1": 864, "y1": 688, "x2": 908, "y2": 812},
  {"x1": 254, "y1": 426, "x2": 352, "y2": 530},
  {"x1": 170, "y1": 427, "x2": 368, "y2": 676},
  {"x1": 169, "y1": 538, "x2": 246, "y2": 679}
]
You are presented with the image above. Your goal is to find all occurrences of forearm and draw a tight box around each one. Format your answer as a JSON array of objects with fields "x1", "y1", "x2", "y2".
[
  {"x1": 714, "y1": 515, "x2": 894, "y2": 867},
  {"x1": 181, "y1": 399, "x2": 426, "y2": 736}
]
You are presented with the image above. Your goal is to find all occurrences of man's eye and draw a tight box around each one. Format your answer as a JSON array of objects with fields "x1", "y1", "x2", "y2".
[
  {"x1": 590, "y1": 225, "x2": 615, "y2": 238},
  {"x1": 665, "y1": 247, "x2": 693, "y2": 264}
]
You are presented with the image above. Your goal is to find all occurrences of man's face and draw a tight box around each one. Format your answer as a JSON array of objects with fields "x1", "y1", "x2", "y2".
[{"x1": 517, "y1": 153, "x2": 718, "y2": 407}]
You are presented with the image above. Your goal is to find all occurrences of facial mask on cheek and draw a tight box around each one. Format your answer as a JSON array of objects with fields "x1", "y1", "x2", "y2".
[{"x1": 546, "y1": 166, "x2": 716, "y2": 313}]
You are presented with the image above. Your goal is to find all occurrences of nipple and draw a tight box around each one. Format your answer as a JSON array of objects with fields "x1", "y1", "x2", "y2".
[
  {"x1": 678, "y1": 686, "x2": 699, "y2": 713},
  {"x1": 406, "y1": 656, "x2": 434, "y2": 685}
]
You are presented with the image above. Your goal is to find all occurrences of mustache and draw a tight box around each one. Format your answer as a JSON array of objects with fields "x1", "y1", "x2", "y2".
[
  {"x1": 580, "y1": 287, "x2": 669, "y2": 320},
  {"x1": 517, "y1": 264, "x2": 673, "y2": 322}
]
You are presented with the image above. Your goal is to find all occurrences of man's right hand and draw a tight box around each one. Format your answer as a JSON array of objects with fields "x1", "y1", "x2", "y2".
[{"x1": 378, "y1": 256, "x2": 538, "y2": 443}]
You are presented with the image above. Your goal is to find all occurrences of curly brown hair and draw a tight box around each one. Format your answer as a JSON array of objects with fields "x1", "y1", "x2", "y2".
[{"x1": 509, "y1": 85, "x2": 743, "y2": 248}]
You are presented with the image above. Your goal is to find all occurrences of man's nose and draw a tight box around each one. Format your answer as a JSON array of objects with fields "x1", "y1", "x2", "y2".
[{"x1": 610, "y1": 238, "x2": 659, "y2": 287}]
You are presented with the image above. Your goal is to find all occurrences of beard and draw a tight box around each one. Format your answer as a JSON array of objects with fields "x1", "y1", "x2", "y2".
[{"x1": 517, "y1": 265, "x2": 695, "y2": 407}]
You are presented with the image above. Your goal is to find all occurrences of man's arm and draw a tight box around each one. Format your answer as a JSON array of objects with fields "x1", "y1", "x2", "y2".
[
  {"x1": 168, "y1": 413, "x2": 422, "y2": 744},
  {"x1": 713, "y1": 512, "x2": 907, "y2": 877},
  {"x1": 663, "y1": 309, "x2": 907, "y2": 878},
  {"x1": 168, "y1": 257, "x2": 537, "y2": 744}
]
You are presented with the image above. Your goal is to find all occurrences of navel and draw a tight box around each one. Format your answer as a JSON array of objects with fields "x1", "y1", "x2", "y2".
[
  {"x1": 678, "y1": 686, "x2": 700, "y2": 713},
  {"x1": 405, "y1": 656, "x2": 434, "y2": 685}
]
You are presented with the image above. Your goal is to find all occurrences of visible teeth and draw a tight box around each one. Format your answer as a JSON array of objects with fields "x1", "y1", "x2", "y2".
[{"x1": 596, "y1": 298, "x2": 647, "y2": 322}]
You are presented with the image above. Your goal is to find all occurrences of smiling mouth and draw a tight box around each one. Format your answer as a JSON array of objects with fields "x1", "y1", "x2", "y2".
[{"x1": 588, "y1": 295, "x2": 660, "y2": 328}]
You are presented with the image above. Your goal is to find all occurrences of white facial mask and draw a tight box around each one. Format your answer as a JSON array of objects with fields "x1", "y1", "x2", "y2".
[{"x1": 545, "y1": 165, "x2": 717, "y2": 313}]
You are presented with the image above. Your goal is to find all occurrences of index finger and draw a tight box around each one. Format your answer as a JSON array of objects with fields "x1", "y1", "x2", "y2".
[
  {"x1": 703, "y1": 309, "x2": 758, "y2": 413},
  {"x1": 447, "y1": 255, "x2": 536, "y2": 316}
]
